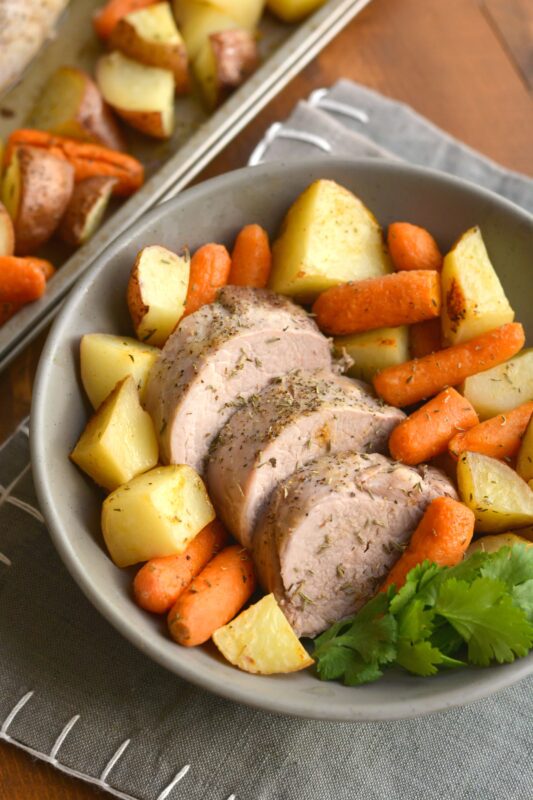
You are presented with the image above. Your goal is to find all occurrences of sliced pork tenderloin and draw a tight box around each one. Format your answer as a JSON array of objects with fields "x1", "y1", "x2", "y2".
[
  {"x1": 207, "y1": 369, "x2": 404, "y2": 547},
  {"x1": 253, "y1": 451, "x2": 456, "y2": 638},
  {"x1": 144, "y1": 287, "x2": 333, "y2": 472}
]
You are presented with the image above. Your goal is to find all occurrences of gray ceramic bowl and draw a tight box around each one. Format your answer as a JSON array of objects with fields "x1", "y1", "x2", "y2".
[{"x1": 32, "y1": 159, "x2": 533, "y2": 721}]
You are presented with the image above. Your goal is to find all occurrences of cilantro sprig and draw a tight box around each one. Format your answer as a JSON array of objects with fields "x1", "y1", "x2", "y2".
[{"x1": 313, "y1": 544, "x2": 533, "y2": 685}]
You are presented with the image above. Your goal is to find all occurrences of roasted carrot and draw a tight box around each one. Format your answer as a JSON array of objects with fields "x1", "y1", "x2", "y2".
[
  {"x1": 6, "y1": 130, "x2": 143, "y2": 196},
  {"x1": 133, "y1": 520, "x2": 228, "y2": 614},
  {"x1": 183, "y1": 243, "x2": 232, "y2": 317},
  {"x1": 381, "y1": 497, "x2": 475, "y2": 591},
  {"x1": 28, "y1": 257, "x2": 55, "y2": 281},
  {"x1": 373, "y1": 322, "x2": 525, "y2": 408},
  {"x1": 0, "y1": 256, "x2": 46, "y2": 304},
  {"x1": 387, "y1": 222, "x2": 443, "y2": 272},
  {"x1": 93, "y1": 0, "x2": 158, "y2": 39},
  {"x1": 409, "y1": 318, "x2": 442, "y2": 358},
  {"x1": 389, "y1": 388, "x2": 478, "y2": 465},
  {"x1": 449, "y1": 401, "x2": 533, "y2": 461},
  {"x1": 167, "y1": 544, "x2": 256, "y2": 647},
  {"x1": 229, "y1": 224, "x2": 272, "y2": 288},
  {"x1": 312, "y1": 270, "x2": 441, "y2": 336}
]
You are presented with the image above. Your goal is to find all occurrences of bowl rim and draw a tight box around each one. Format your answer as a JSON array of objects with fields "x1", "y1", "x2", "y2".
[{"x1": 31, "y1": 157, "x2": 533, "y2": 721}]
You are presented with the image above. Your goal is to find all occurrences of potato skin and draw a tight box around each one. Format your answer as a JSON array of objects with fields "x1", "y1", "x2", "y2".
[
  {"x1": 212, "y1": 29, "x2": 258, "y2": 93},
  {"x1": 59, "y1": 175, "x2": 117, "y2": 246},
  {"x1": 0, "y1": 202, "x2": 15, "y2": 256},
  {"x1": 127, "y1": 258, "x2": 149, "y2": 331},
  {"x1": 196, "y1": 29, "x2": 258, "y2": 108},
  {"x1": 31, "y1": 66, "x2": 125, "y2": 151},
  {"x1": 113, "y1": 107, "x2": 172, "y2": 139},
  {"x1": 110, "y1": 19, "x2": 189, "y2": 94},
  {"x1": 13, "y1": 146, "x2": 74, "y2": 255}
]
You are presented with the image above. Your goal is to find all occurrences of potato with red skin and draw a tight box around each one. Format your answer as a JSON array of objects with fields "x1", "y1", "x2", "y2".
[
  {"x1": 59, "y1": 176, "x2": 117, "y2": 247},
  {"x1": 194, "y1": 29, "x2": 258, "y2": 109},
  {"x1": 110, "y1": 3, "x2": 189, "y2": 93},
  {"x1": 29, "y1": 67, "x2": 125, "y2": 151},
  {"x1": 0, "y1": 201, "x2": 15, "y2": 256},
  {"x1": 2, "y1": 146, "x2": 74, "y2": 254},
  {"x1": 96, "y1": 51, "x2": 175, "y2": 139}
]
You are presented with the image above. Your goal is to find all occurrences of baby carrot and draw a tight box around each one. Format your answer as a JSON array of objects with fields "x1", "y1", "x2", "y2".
[
  {"x1": 0, "y1": 256, "x2": 46, "y2": 304},
  {"x1": 389, "y1": 387, "x2": 478, "y2": 465},
  {"x1": 28, "y1": 257, "x2": 55, "y2": 281},
  {"x1": 387, "y1": 222, "x2": 443, "y2": 272},
  {"x1": 167, "y1": 544, "x2": 256, "y2": 647},
  {"x1": 133, "y1": 520, "x2": 228, "y2": 614},
  {"x1": 312, "y1": 270, "x2": 441, "y2": 336},
  {"x1": 381, "y1": 497, "x2": 475, "y2": 591},
  {"x1": 93, "y1": 0, "x2": 157, "y2": 39},
  {"x1": 373, "y1": 322, "x2": 525, "y2": 408},
  {"x1": 6, "y1": 131, "x2": 144, "y2": 196},
  {"x1": 183, "y1": 243, "x2": 232, "y2": 317},
  {"x1": 449, "y1": 401, "x2": 533, "y2": 461},
  {"x1": 409, "y1": 318, "x2": 442, "y2": 358},
  {"x1": 229, "y1": 224, "x2": 272, "y2": 288}
]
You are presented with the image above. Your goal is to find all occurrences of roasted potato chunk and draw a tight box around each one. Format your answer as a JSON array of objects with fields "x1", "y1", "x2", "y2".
[
  {"x1": 102, "y1": 465, "x2": 215, "y2": 567},
  {"x1": 269, "y1": 179, "x2": 392, "y2": 302},
  {"x1": 441, "y1": 226, "x2": 514, "y2": 346},
  {"x1": 517, "y1": 413, "x2": 533, "y2": 483},
  {"x1": 194, "y1": 29, "x2": 258, "y2": 109},
  {"x1": 267, "y1": 0, "x2": 325, "y2": 22},
  {"x1": 59, "y1": 176, "x2": 117, "y2": 247},
  {"x1": 334, "y1": 326, "x2": 409, "y2": 383},
  {"x1": 461, "y1": 348, "x2": 533, "y2": 420},
  {"x1": 467, "y1": 532, "x2": 533, "y2": 556},
  {"x1": 209, "y1": 0, "x2": 265, "y2": 29},
  {"x1": 29, "y1": 66, "x2": 124, "y2": 150},
  {"x1": 110, "y1": 3, "x2": 189, "y2": 94},
  {"x1": 80, "y1": 333, "x2": 159, "y2": 409},
  {"x1": 2, "y1": 146, "x2": 74, "y2": 255},
  {"x1": 212, "y1": 593, "x2": 314, "y2": 674},
  {"x1": 0, "y1": 201, "x2": 15, "y2": 256},
  {"x1": 457, "y1": 451, "x2": 533, "y2": 533},
  {"x1": 96, "y1": 51, "x2": 175, "y2": 139},
  {"x1": 173, "y1": 2, "x2": 238, "y2": 60},
  {"x1": 71, "y1": 376, "x2": 158, "y2": 491},
  {"x1": 127, "y1": 245, "x2": 190, "y2": 347}
]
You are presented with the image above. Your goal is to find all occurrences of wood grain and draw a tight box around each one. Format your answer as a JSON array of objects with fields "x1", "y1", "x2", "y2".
[
  {"x1": 483, "y1": 0, "x2": 533, "y2": 89},
  {"x1": 0, "y1": 0, "x2": 532, "y2": 796}
]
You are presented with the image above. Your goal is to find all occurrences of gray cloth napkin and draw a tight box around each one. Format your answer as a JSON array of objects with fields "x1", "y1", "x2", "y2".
[{"x1": 1, "y1": 81, "x2": 533, "y2": 800}]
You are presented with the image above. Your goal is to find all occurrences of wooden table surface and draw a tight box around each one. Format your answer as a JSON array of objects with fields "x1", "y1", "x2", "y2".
[{"x1": 0, "y1": 0, "x2": 532, "y2": 796}]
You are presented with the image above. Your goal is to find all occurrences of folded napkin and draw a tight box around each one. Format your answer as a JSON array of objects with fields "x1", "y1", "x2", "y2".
[{"x1": 1, "y1": 82, "x2": 533, "y2": 800}]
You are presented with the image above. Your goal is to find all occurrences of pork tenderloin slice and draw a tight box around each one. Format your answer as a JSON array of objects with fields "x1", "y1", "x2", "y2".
[
  {"x1": 207, "y1": 369, "x2": 404, "y2": 547},
  {"x1": 253, "y1": 451, "x2": 456, "y2": 638},
  {"x1": 145, "y1": 286, "x2": 332, "y2": 472}
]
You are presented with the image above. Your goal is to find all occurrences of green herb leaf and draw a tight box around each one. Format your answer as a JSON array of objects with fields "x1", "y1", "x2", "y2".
[
  {"x1": 396, "y1": 640, "x2": 444, "y2": 676},
  {"x1": 480, "y1": 544, "x2": 533, "y2": 590},
  {"x1": 435, "y1": 577, "x2": 533, "y2": 666},
  {"x1": 511, "y1": 579, "x2": 533, "y2": 623}
]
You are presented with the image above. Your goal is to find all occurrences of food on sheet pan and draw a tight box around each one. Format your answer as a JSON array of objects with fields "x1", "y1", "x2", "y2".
[
  {"x1": 67, "y1": 178, "x2": 533, "y2": 682},
  {"x1": 0, "y1": 0, "x2": 70, "y2": 95},
  {"x1": 2, "y1": 0, "x2": 312, "y2": 326}
]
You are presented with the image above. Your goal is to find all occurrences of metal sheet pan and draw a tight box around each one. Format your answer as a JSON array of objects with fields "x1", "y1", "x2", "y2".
[{"x1": 0, "y1": 0, "x2": 372, "y2": 372}]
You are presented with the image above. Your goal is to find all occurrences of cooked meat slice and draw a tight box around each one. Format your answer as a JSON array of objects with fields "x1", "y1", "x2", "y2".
[
  {"x1": 253, "y1": 451, "x2": 456, "y2": 638},
  {"x1": 0, "y1": 0, "x2": 70, "y2": 94},
  {"x1": 145, "y1": 287, "x2": 332, "y2": 472},
  {"x1": 207, "y1": 369, "x2": 404, "y2": 547}
]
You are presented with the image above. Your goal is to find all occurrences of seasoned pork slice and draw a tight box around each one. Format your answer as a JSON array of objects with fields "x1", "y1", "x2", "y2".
[
  {"x1": 253, "y1": 451, "x2": 456, "y2": 638},
  {"x1": 145, "y1": 287, "x2": 332, "y2": 472},
  {"x1": 207, "y1": 369, "x2": 404, "y2": 547}
]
